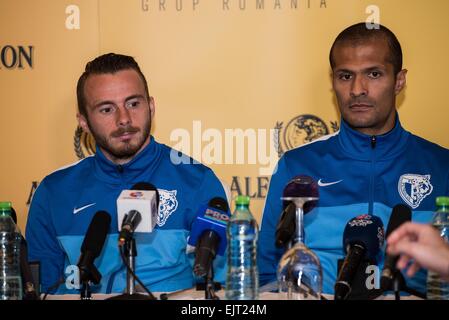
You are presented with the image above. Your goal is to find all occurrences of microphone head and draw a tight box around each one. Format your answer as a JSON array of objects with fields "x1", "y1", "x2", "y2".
[
  {"x1": 81, "y1": 211, "x2": 111, "y2": 258},
  {"x1": 131, "y1": 182, "x2": 160, "y2": 208},
  {"x1": 343, "y1": 214, "x2": 385, "y2": 261},
  {"x1": 208, "y1": 197, "x2": 229, "y2": 212},
  {"x1": 188, "y1": 201, "x2": 231, "y2": 256},
  {"x1": 191, "y1": 197, "x2": 230, "y2": 277},
  {"x1": 282, "y1": 175, "x2": 319, "y2": 213},
  {"x1": 385, "y1": 204, "x2": 412, "y2": 238}
]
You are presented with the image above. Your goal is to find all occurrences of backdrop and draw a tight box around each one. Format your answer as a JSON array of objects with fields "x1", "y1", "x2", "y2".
[{"x1": 1, "y1": 0, "x2": 449, "y2": 231}]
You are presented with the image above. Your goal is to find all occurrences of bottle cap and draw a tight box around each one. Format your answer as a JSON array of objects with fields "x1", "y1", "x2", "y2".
[
  {"x1": 0, "y1": 201, "x2": 12, "y2": 211},
  {"x1": 436, "y1": 196, "x2": 449, "y2": 207},
  {"x1": 235, "y1": 195, "x2": 250, "y2": 206}
]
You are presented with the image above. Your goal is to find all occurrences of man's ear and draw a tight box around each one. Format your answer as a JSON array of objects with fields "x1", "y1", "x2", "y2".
[
  {"x1": 395, "y1": 69, "x2": 408, "y2": 95},
  {"x1": 149, "y1": 96, "x2": 155, "y2": 118},
  {"x1": 77, "y1": 113, "x2": 90, "y2": 133}
]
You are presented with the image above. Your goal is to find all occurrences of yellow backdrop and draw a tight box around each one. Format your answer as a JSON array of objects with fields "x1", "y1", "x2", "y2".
[{"x1": 1, "y1": 0, "x2": 449, "y2": 231}]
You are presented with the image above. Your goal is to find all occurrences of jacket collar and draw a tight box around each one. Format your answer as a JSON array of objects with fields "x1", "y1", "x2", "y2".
[
  {"x1": 93, "y1": 135, "x2": 162, "y2": 184},
  {"x1": 337, "y1": 113, "x2": 410, "y2": 161}
]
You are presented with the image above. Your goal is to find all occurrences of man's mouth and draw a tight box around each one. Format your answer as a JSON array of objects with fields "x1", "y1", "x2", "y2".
[
  {"x1": 112, "y1": 129, "x2": 139, "y2": 140},
  {"x1": 117, "y1": 132, "x2": 135, "y2": 139},
  {"x1": 349, "y1": 103, "x2": 373, "y2": 110}
]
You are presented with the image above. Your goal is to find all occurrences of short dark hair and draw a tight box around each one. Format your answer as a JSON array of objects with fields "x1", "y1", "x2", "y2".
[
  {"x1": 76, "y1": 53, "x2": 150, "y2": 117},
  {"x1": 329, "y1": 22, "x2": 403, "y2": 75}
]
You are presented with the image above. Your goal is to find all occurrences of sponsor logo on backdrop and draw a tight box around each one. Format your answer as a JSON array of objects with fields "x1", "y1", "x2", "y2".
[
  {"x1": 0, "y1": 45, "x2": 33, "y2": 69},
  {"x1": 274, "y1": 114, "x2": 339, "y2": 158},
  {"x1": 230, "y1": 176, "x2": 269, "y2": 200},
  {"x1": 140, "y1": 0, "x2": 328, "y2": 12}
]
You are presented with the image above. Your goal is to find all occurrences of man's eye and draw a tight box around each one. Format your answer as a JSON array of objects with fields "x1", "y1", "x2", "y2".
[
  {"x1": 339, "y1": 73, "x2": 352, "y2": 80},
  {"x1": 127, "y1": 101, "x2": 140, "y2": 108},
  {"x1": 99, "y1": 106, "x2": 113, "y2": 114},
  {"x1": 369, "y1": 71, "x2": 381, "y2": 78}
]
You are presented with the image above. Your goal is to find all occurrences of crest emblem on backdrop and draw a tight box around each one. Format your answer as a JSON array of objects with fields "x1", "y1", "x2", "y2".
[
  {"x1": 398, "y1": 174, "x2": 433, "y2": 209},
  {"x1": 274, "y1": 114, "x2": 339, "y2": 158},
  {"x1": 74, "y1": 126, "x2": 96, "y2": 159}
]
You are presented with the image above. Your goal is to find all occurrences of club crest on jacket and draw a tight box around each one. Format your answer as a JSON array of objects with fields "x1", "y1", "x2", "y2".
[
  {"x1": 157, "y1": 189, "x2": 178, "y2": 227},
  {"x1": 398, "y1": 174, "x2": 433, "y2": 209}
]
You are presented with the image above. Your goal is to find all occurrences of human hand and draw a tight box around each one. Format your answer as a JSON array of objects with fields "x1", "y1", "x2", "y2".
[{"x1": 387, "y1": 222, "x2": 449, "y2": 279}]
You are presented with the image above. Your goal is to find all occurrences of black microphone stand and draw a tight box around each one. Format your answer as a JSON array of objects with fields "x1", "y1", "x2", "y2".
[
  {"x1": 194, "y1": 264, "x2": 221, "y2": 300},
  {"x1": 79, "y1": 263, "x2": 101, "y2": 300},
  {"x1": 204, "y1": 264, "x2": 220, "y2": 300},
  {"x1": 387, "y1": 269, "x2": 426, "y2": 300},
  {"x1": 80, "y1": 281, "x2": 92, "y2": 300}
]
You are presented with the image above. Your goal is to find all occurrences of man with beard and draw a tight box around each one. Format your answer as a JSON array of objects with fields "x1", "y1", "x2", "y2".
[
  {"x1": 258, "y1": 23, "x2": 449, "y2": 297},
  {"x1": 26, "y1": 53, "x2": 228, "y2": 295}
]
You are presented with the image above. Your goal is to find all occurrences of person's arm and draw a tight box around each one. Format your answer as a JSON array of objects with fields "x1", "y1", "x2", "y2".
[
  {"x1": 387, "y1": 222, "x2": 449, "y2": 280},
  {"x1": 25, "y1": 181, "x2": 66, "y2": 294}
]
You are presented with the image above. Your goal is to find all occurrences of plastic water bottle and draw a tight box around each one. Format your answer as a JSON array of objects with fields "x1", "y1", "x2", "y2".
[
  {"x1": 225, "y1": 195, "x2": 259, "y2": 300},
  {"x1": 427, "y1": 196, "x2": 449, "y2": 300},
  {"x1": 0, "y1": 201, "x2": 22, "y2": 300}
]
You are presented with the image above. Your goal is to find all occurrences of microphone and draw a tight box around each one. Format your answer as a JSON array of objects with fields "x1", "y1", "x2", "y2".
[
  {"x1": 276, "y1": 175, "x2": 319, "y2": 247},
  {"x1": 110, "y1": 183, "x2": 159, "y2": 300},
  {"x1": 20, "y1": 236, "x2": 39, "y2": 300},
  {"x1": 119, "y1": 210, "x2": 142, "y2": 245},
  {"x1": 117, "y1": 182, "x2": 159, "y2": 245},
  {"x1": 282, "y1": 175, "x2": 319, "y2": 210},
  {"x1": 77, "y1": 211, "x2": 111, "y2": 285},
  {"x1": 334, "y1": 214, "x2": 385, "y2": 300},
  {"x1": 188, "y1": 197, "x2": 230, "y2": 277},
  {"x1": 130, "y1": 182, "x2": 160, "y2": 207},
  {"x1": 380, "y1": 204, "x2": 412, "y2": 291},
  {"x1": 275, "y1": 202, "x2": 296, "y2": 248}
]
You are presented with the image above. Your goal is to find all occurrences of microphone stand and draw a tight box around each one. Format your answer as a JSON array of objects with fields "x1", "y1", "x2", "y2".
[
  {"x1": 387, "y1": 269, "x2": 426, "y2": 300},
  {"x1": 204, "y1": 264, "x2": 220, "y2": 300},
  {"x1": 125, "y1": 238, "x2": 137, "y2": 296},
  {"x1": 107, "y1": 237, "x2": 156, "y2": 300},
  {"x1": 80, "y1": 281, "x2": 92, "y2": 300},
  {"x1": 79, "y1": 263, "x2": 101, "y2": 300}
]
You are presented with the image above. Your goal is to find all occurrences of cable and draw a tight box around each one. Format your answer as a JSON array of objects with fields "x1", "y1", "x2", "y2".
[{"x1": 42, "y1": 278, "x2": 65, "y2": 300}]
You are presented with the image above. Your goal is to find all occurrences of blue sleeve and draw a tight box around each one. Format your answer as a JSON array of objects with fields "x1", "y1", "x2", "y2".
[
  {"x1": 258, "y1": 156, "x2": 292, "y2": 286},
  {"x1": 189, "y1": 167, "x2": 229, "y2": 285},
  {"x1": 25, "y1": 181, "x2": 66, "y2": 294}
]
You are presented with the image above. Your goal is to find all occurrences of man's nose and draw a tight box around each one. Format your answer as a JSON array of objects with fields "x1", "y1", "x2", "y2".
[
  {"x1": 116, "y1": 106, "x2": 131, "y2": 127},
  {"x1": 350, "y1": 75, "x2": 368, "y2": 97}
]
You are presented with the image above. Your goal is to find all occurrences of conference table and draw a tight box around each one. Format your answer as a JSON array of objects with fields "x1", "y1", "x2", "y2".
[{"x1": 43, "y1": 287, "x2": 421, "y2": 300}]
